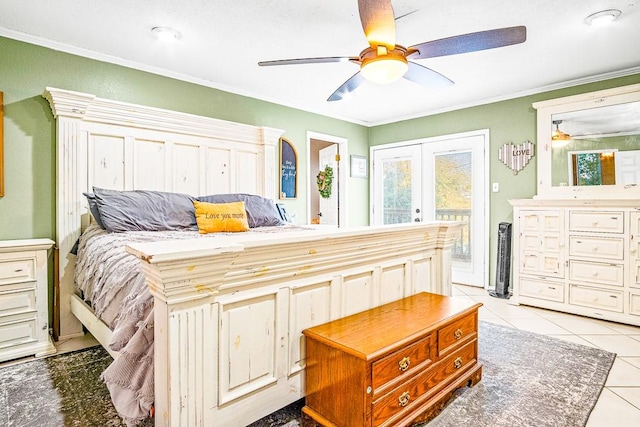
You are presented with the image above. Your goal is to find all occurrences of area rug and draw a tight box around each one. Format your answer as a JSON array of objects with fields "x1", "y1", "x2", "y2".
[{"x1": 0, "y1": 321, "x2": 615, "y2": 427}]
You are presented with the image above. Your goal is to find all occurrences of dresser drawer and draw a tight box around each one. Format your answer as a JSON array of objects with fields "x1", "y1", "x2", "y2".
[
  {"x1": 372, "y1": 335, "x2": 433, "y2": 393},
  {"x1": 0, "y1": 318, "x2": 38, "y2": 349},
  {"x1": 519, "y1": 277, "x2": 564, "y2": 302},
  {"x1": 630, "y1": 293, "x2": 640, "y2": 316},
  {"x1": 569, "y1": 235, "x2": 624, "y2": 260},
  {"x1": 569, "y1": 285, "x2": 623, "y2": 313},
  {"x1": 0, "y1": 289, "x2": 37, "y2": 317},
  {"x1": 0, "y1": 258, "x2": 36, "y2": 285},
  {"x1": 372, "y1": 340, "x2": 477, "y2": 427},
  {"x1": 437, "y1": 313, "x2": 476, "y2": 357},
  {"x1": 569, "y1": 211, "x2": 624, "y2": 233},
  {"x1": 569, "y1": 260, "x2": 624, "y2": 286}
]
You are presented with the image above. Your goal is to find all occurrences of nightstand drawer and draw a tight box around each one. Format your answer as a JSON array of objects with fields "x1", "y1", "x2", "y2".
[
  {"x1": 372, "y1": 335, "x2": 433, "y2": 393},
  {"x1": 437, "y1": 313, "x2": 477, "y2": 357},
  {"x1": 0, "y1": 258, "x2": 36, "y2": 285},
  {"x1": 0, "y1": 318, "x2": 37, "y2": 349},
  {"x1": 372, "y1": 340, "x2": 477, "y2": 427},
  {"x1": 569, "y1": 211, "x2": 624, "y2": 233},
  {"x1": 0, "y1": 289, "x2": 37, "y2": 317}
]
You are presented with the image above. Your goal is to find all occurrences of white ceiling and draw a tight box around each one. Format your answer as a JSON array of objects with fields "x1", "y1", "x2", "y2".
[{"x1": 1, "y1": 0, "x2": 639, "y2": 126}]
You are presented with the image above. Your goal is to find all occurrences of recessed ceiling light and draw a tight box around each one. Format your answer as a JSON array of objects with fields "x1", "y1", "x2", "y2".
[
  {"x1": 151, "y1": 26, "x2": 181, "y2": 42},
  {"x1": 584, "y1": 9, "x2": 621, "y2": 26}
]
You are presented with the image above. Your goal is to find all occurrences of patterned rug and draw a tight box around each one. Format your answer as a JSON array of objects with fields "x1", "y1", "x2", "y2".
[{"x1": 0, "y1": 321, "x2": 615, "y2": 427}]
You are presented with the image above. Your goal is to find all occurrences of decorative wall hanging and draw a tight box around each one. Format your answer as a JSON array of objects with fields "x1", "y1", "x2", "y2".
[
  {"x1": 498, "y1": 140, "x2": 534, "y2": 175},
  {"x1": 316, "y1": 165, "x2": 333, "y2": 198},
  {"x1": 350, "y1": 155, "x2": 368, "y2": 178},
  {"x1": 279, "y1": 137, "x2": 297, "y2": 199}
]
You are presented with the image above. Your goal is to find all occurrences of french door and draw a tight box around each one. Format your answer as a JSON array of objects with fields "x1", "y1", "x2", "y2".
[{"x1": 371, "y1": 131, "x2": 488, "y2": 287}]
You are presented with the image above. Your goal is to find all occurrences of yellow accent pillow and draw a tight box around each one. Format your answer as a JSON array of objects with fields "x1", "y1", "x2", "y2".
[{"x1": 193, "y1": 201, "x2": 250, "y2": 233}]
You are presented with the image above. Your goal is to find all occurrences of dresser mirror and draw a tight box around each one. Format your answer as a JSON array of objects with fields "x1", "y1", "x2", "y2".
[{"x1": 533, "y1": 83, "x2": 640, "y2": 199}]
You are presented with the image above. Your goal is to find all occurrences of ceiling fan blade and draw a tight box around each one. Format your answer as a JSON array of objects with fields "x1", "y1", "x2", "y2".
[
  {"x1": 403, "y1": 62, "x2": 454, "y2": 88},
  {"x1": 327, "y1": 72, "x2": 366, "y2": 101},
  {"x1": 259, "y1": 56, "x2": 357, "y2": 66},
  {"x1": 408, "y1": 26, "x2": 526, "y2": 60},
  {"x1": 358, "y1": 0, "x2": 396, "y2": 49}
]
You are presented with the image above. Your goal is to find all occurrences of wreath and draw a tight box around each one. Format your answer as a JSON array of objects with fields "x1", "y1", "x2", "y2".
[{"x1": 316, "y1": 165, "x2": 334, "y2": 199}]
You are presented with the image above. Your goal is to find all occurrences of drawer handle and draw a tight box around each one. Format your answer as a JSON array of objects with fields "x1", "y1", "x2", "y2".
[
  {"x1": 453, "y1": 357, "x2": 463, "y2": 369},
  {"x1": 398, "y1": 391, "x2": 410, "y2": 407},
  {"x1": 454, "y1": 328, "x2": 463, "y2": 340},
  {"x1": 398, "y1": 356, "x2": 411, "y2": 372},
  {"x1": 14, "y1": 269, "x2": 24, "y2": 273}
]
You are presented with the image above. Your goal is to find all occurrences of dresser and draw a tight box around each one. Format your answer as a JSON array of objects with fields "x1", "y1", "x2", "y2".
[
  {"x1": 301, "y1": 292, "x2": 482, "y2": 427},
  {"x1": 511, "y1": 199, "x2": 640, "y2": 326},
  {"x1": 0, "y1": 239, "x2": 56, "y2": 362}
]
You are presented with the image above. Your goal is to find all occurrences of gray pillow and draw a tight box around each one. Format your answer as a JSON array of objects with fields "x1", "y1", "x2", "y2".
[
  {"x1": 93, "y1": 187, "x2": 197, "y2": 233},
  {"x1": 197, "y1": 193, "x2": 285, "y2": 228},
  {"x1": 83, "y1": 192, "x2": 106, "y2": 229}
]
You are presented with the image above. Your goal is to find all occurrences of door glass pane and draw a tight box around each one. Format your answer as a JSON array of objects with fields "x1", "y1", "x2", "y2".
[
  {"x1": 434, "y1": 152, "x2": 472, "y2": 268},
  {"x1": 383, "y1": 159, "x2": 412, "y2": 224}
]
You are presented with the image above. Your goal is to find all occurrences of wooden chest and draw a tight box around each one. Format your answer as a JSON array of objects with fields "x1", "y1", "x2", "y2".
[{"x1": 302, "y1": 292, "x2": 482, "y2": 427}]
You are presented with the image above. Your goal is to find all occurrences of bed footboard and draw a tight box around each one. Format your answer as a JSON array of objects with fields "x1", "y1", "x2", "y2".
[{"x1": 126, "y1": 222, "x2": 461, "y2": 426}]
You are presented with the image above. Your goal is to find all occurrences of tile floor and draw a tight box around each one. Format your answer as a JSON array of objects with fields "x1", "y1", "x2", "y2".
[
  {"x1": 452, "y1": 284, "x2": 640, "y2": 427},
  {"x1": 3, "y1": 285, "x2": 640, "y2": 426}
]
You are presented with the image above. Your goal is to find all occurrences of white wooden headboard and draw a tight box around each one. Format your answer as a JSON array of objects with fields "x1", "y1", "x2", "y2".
[{"x1": 43, "y1": 87, "x2": 284, "y2": 339}]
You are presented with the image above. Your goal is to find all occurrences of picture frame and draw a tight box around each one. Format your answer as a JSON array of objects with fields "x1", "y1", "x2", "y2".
[
  {"x1": 279, "y1": 137, "x2": 297, "y2": 199},
  {"x1": 350, "y1": 155, "x2": 368, "y2": 178},
  {"x1": 0, "y1": 91, "x2": 4, "y2": 197}
]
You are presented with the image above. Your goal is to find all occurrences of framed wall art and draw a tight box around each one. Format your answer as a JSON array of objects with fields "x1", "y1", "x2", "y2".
[
  {"x1": 350, "y1": 155, "x2": 368, "y2": 178},
  {"x1": 279, "y1": 137, "x2": 297, "y2": 199}
]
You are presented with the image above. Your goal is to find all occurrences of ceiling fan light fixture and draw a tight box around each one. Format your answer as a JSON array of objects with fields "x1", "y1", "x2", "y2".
[
  {"x1": 584, "y1": 9, "x2": 621, "y2": 26},
  {"x1": 551, "y1": 119, "x2": 571, "y2": 147},
  {"x1": 360, "y1": 54, "x2": 408, "y2": 84}
]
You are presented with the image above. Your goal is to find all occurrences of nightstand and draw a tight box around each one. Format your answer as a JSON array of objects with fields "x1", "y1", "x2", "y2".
[{"x1": 0, "y1": 238, "x2": 56, "y2": 362}]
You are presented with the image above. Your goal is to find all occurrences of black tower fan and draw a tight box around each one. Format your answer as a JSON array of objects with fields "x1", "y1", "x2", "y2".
[{"x1": 489, "y1": 222, "x2": 512, "y2": 299}]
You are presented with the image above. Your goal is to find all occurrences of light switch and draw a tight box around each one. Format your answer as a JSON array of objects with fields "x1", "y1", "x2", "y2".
[{"x1": 492, "y1": 182, "x2": 499, "y2": 192}]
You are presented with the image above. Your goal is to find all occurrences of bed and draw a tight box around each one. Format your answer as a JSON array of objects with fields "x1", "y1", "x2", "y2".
[{"x1": 44, "y1": 87, "x2": 463, "y2": 426}]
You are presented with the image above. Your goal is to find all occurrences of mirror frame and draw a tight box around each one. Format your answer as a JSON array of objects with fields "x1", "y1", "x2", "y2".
[{"x1": 533, "y1": 83, "x2": 640, "y2": 199}]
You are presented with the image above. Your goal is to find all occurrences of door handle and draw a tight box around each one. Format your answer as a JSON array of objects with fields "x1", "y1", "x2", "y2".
[{"x1": 414, "y1": 218, "x2": 421, "y2": 222}]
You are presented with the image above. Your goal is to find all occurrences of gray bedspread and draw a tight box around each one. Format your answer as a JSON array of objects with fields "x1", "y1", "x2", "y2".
[{"x1": 74, "y1": 223, "x2": 313, "y2": 426}]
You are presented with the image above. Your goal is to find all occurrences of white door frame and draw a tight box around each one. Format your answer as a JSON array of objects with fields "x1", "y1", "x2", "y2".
[
  {"x1": 306, "y1": 131, "x2": 348, "y2": 227},
  {"x1": 370, "y1": 129, "x2": 489, "y2": 287}
]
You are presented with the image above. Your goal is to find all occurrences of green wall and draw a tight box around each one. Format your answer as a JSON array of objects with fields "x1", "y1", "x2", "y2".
[
  {"x1": 369, "y1": 73, "x2": 640, "y2": 288},
  {"x1": 0, "y1": 36, "x2": 370, "y2": 242},
  {"x1": 1, "y1": 35, "x2": 639, "y2": 292}
]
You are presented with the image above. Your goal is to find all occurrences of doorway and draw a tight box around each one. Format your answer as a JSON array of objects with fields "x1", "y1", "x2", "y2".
[
  {"x1": 307, "y1": 131, "x2": 348, "y2": 227},
  {"x1": 371, "y1": 130, "x2": 489, "y2": 287}
]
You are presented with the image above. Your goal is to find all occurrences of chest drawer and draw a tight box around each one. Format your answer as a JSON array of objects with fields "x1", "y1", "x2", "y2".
[
  {"x1": 437, "y1": 313, "x2": 477, "y2": 357},
  {"x1": 0, "y1": 258, "x2": 36, "y2": 285},
  {"x1": 0, "y1": 289, "x2": 37, "y2": 317},
  {"x1": 569, "y1": 284, "x2": 623, "y2": 313},
  {"x1": 569, "y1": 211, "x2": 624, "y2": 234},
  {"x1": 372, "y1": 340, "x2": 477, "y2": 427},
  {"x1": 569, "y1": 260, "x2": 624, "y2": 286},
  {"x1": 631, "y1": 293, "x2": 640, "y2": 316},
  {"x1": 569, "y1": 235, "x2": 624, "y2": 260},
  {"x1": 372, "y1": 335, "x2": 433, "y2": 393}
]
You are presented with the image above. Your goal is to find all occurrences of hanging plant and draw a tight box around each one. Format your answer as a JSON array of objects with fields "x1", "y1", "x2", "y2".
[{"x1": 316, "y1": 165, "x2": 334, "y2": 199}]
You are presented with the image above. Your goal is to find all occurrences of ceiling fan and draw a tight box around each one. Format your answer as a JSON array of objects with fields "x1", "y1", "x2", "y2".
[{"x1": 258, "y1": 0, "x2": 526, "y2": 101}]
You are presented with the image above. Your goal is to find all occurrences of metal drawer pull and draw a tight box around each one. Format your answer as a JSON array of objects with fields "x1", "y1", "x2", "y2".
[
  {"x1": 454, "y1": 357, "x2": 463, "y2": 369},
  {"x1": 454, "y1": 328, "x2": 463, "y2": 339},
  {"x1": 398, "y1": 391, "x2": 410, "y2": 407},
  {"x1": 398, "y1": 356, "x2": 411, "y2": 371}
]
